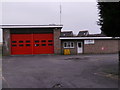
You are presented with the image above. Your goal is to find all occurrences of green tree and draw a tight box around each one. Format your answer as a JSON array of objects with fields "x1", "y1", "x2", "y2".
[{"x1": 97, "y1": 2, "x2": 120, "y2": 36}]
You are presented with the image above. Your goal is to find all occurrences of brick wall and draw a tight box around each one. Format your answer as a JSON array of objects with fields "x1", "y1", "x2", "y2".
[
  {"x1": 54, "y1": 28, "x2": 61, "y2": 54},
  {"x1": 84, "y1": 40, "x2": 119, "y2": 54},
  {"x1": 3, "y1": 29, "x2": 11, "y2": 56}
]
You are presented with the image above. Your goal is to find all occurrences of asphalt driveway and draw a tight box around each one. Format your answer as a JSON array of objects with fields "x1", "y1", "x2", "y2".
[{"x1": 2, "y1": 54, "x2": 119, "y2": 88}]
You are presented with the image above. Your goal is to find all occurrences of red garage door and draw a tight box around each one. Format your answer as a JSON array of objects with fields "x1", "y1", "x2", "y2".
[
  {"x1": 33, "y1": 34, "x2": 54, "y2": 54},
  {"x1": 11, "y1": 34, "x2": 54, "y2": 55}
]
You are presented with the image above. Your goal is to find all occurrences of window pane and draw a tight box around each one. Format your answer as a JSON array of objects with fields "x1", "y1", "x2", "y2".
[
  {"x1": 71, "y1": 42, "x2": 74, "y2": 47},
  {"x1": 41, "y1": 40, "x2": 46, "y2": 42},
  {"x1": 42, "y1": 44, "x2": 46, "y2": 46},
  {"x1": 26, "y1": 41, "x2": 30, "y2": 43},
  {"x1": 78, "y1": 43, "x2": 81, "y2": 47},
  {"x1": 35, "y1": 44, "x2": 39, "y2": 46},
  {"x1": 26, "y1": 44, "x2": 30, "y2": 46},
  {"x1": 48, "y1": 40, "x2": 52, "y2": 42},
  {"x1": 35, "y1": 40, "x2": 39, "y2": 43},
  {"x1": 19, "y1": 44, "x2": 23, "y2": 47},
  {"x1": 64, "y1": 42, "x2": 67, "y2": 47},
  {"x1": 19, "y1": 41, "x2": 23, "y2": 43},
  {"x1": 48, "y1": 44, "x2": 53, "y2": 46},
  {"x1": 12, "y1": 41, "x2": 17, "y2": 43},
  {"x1": 12, "y1": 45, "x2": 17, "y2": 47},
  {"x1": 68, "y1": 42, "x2": 70, "y2": 47}
]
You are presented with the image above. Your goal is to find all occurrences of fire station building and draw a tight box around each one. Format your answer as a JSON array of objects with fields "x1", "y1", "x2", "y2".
[
  {"x1": 2, "y1": 25, "x2": 62, "y2": 55},
  {"x1": 1, "y1": 25, "x2": 119, "y2": 56}
]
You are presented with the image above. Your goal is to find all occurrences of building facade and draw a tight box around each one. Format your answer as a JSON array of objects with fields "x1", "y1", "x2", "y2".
[
  {"x1": 2, "y1": 25, "x2": 63, "y2": 55},
  {"x1": 60, "y1": 37, "x2": 119, "y2": 54},
  {"x1": 1, "y1": 25, "x2": 119, "y2": 55}
]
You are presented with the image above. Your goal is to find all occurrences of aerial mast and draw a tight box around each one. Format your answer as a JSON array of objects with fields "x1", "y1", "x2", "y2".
[{"x1": 60, "y1": 2, "x2": 62, "y2": 25}]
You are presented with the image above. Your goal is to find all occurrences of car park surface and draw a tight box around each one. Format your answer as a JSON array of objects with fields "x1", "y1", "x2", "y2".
[{"x1": 2, "y1": 54, "x2": 118, "y2": 88}]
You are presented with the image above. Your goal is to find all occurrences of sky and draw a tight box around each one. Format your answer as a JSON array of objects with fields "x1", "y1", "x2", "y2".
[{"x1": 0, "y1": 0, "x2": 101, "y2": 42}]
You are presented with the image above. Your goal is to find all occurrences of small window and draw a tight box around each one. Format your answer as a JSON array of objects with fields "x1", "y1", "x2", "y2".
[
  {"x1": 35, "y1": 40, "x2": 39, "y2": 43},
  {"x1": 19, "y1": 41, "x2": 23, "y2": 43},
  {"x1": 48, "y1": 44, "x2": 53, "y2": 46},
  {"x1": 41, "y1": 40, "x2": 46, "y2": 42},
  {"x1": 63, "y1": 42, "x2": 74, "y2": 48},
  {"x1": 12, "y1": 45, "x2": 17, "y2": 47},
  {"x1": 48, "y1": 40, "x2": 52, "y2": 42},
  {"x1": 19, "y1": 44, "x2": 24, "y2": 47},
  {"x1": 35, "y1": 44, "x2": 39, "y2": 46},
  {"x1": 26, "y1": 41, "x2": 30, "y2": 43},
  {"x1": 64, "y1": 42, "x2": 67, "y2": 47},
  {"x1": 42, "y1": 44, "x2": 46, "y2": 46},
  {"x1": 26, "y1": 44, "x2": 30, "y2": 46},
  {"x1": 71, "y1": 42, "x2": 74, "y2": 47},
  {"x1": 12, "y1": 41, "x2": 17, "y2": 43},
  {"x1": 78, "y1": 43, "x2": 81, "y2": 47}
]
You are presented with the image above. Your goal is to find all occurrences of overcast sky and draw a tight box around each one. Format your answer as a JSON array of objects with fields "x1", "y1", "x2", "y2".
[{"x1": 0, "y1": 0, "x2": 101, "y2": 42}]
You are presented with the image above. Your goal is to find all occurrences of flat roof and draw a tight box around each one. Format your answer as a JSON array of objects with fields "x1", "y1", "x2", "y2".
[
  {"x1": 59, "y1": 37, "x2": 119, "y2": 40},
  {"x1": 0, "y1": 25, "x2": 63, "y2": 29}
]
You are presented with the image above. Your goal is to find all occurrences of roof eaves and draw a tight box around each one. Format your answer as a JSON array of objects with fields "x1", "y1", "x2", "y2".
[
  {"x1": 0, "y1": 25, "x2": 63, "y2": 29},
  {"x1": 59, "y1": 37, "x2": 115, "y2": 40}
]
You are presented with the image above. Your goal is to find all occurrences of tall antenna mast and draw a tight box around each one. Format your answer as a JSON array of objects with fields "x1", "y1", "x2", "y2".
[{"x1": 60, "y1": 2, "x2": 62, "y2": 25}]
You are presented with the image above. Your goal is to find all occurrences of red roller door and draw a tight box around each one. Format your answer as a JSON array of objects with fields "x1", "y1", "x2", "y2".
[
  {"x1": 11, "y1": 34, "x2": 54, "y2": 55},
  {"x1": 33, "y1": 34, "x2": 54, "y2": 54}
]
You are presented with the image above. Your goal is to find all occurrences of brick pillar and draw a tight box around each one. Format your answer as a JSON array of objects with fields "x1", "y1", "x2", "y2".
[
  {"x1": 3, "y1": 29, "x2": 11, "y2": 56},
  {"x1": 54, "y1": 28, "x2": 61, "y2": 54}
]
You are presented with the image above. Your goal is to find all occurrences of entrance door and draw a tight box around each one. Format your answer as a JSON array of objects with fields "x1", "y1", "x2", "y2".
[{"x1": 77, "y1": 42, "x2": 83, "y2": 54}]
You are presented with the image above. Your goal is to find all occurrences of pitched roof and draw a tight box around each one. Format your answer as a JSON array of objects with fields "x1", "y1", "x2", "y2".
[
  {"x1": 60, "y1": 31, "x2": 73, "y2": 37},
  {"x1": 77, "y1": 31, "x2": 89, "y2": 36},
  {"x1": 86, "y1": 33, "x2": 107, "y2": 37}
]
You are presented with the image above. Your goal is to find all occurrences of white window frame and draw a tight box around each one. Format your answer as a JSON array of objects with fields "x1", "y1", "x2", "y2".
[{"x1": 63, "y1": 42, "x2": 74, "y2": 48}]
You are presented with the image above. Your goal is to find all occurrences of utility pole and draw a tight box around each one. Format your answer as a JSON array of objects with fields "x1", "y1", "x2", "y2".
[{"x1": 60, "y1": 2, "x2": 62, "y2": 25}]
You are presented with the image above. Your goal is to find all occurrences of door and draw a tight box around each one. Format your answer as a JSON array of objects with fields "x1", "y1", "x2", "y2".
[
  {"x1": 77, "y1": 42, "x2": 83, "y2": 54},
  {"x1": 33, "y1": 34, "x2": 54, "y2": 54},
  {"x1": 11, "y1": 33, "x2": 54, "y2": 55},
  {"x1": 11, "y1": 34, "x2": 33, "y2": 55}
]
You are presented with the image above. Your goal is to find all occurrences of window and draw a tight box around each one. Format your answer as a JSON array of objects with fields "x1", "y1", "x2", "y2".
[
  {"x1": 19, "y1": 41, "x2": 23, "y2": 43},
  {"x1": 12, "y1": 45, "x2": 17, "y2": 47},
  {"x1": 12, "y1": 41, "x2": 17, "y2": 43},
  {"x1": 48, "y1": 40, "x2": 52, "y2": 42},
  {"x1": 35, "y1": 40, "x2": 39, "y2": 43},
  {"x1": 42, "y1": 44, "x2": 46, "y2": 46},
  {"x1": 78, "y1": 43, "x2": 81, "y2": 47},
  {"x1": 35, "y1": 44, "x2": 39, "y2": 46},
  {"x1": 71, "y1": 42, "x2": 74, "y2": 47},
  {"x1": 41, "y1": 40, "x2": 46, "y2": 42},
  {"x1": 48, "y1": 44, "x2": 53, "y2": 46},
  {"x1": 63, "y1": 42, "x2": 74, "y2": 48},
  {"x1": 19, "y1": 44, "x2": 24, "y2": 47},
  {"x1": 26, "y1": 44, "x2": 30, "y2": 46},
  {"x1": 26, "y1": 41, "x2": 30, "y2": 43}
]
